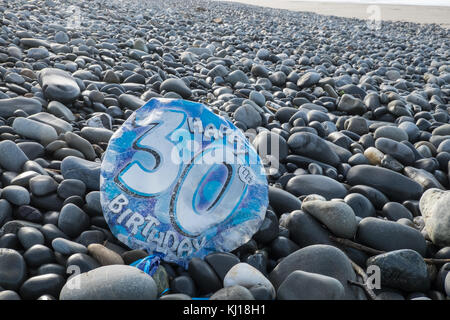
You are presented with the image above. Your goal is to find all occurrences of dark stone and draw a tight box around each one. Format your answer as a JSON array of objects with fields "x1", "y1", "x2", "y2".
[
  {"x1": 0, "y1": 248, "x2": 27, "y2": 290},
  {"x1": 348, "y1": 185, "x2": 389, "y2": 210},
  {"x1": 344, "y1": 193, "x2": 376, "y2": 218},
  {"x1": 170, "y1": 275, "x2": 197, "y2": 296},
  {"x1": 204, "y1": 252, "x2": 240, "y2": 282},
  {"x1": 253, "y1": 211, "x2": 278, "y2": 244},
  {"x1": 269, "y1": 244, "x2": 365, "y2": 300},
  {"x1": 19, "y1": 273, "x2": 66, "y2": 300},
  {"x1": 286, "y1": 175, "x2": 347, "y2": 200},
  {"x1": 367, "y1": 249, "x2": 430, "y2": 292},
  {"x1": 346, "y1": 165, "x2": 423, "y2": 202},
  {"x1": 268, "y1": 186, "x2": 302, "y2": 216},
  {"x1": 356, "y1": 217, "x2": 427, "y2": 256},
  {"x1": 66, "y1": 253, "x2": 101, "y2": 274},
  {"x1": 23, "y1": 244, "x2": 55, "y2": 268},
  {"x1": 286, "y1": 210, "x2": 333, "y2": 248},
  {"x1": 269, "y1": 236, "x2": 300, "y2": 260},
  {"x1": 188, "y1": 257, "x2": 222, "y2": 294}
]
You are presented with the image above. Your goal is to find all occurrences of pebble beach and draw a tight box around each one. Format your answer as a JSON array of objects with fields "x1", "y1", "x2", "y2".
[{"x1": 0, "y1": 0, "x2": 449, "y2": 301}]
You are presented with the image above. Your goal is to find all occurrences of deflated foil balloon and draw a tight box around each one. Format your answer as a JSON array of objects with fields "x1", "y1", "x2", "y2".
[{"x1": 100, "y1": 98, "x2": 268, "y2": 267}]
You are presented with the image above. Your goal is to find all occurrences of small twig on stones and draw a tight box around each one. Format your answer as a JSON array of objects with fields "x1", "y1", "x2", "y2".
[
  {"x1": 348, "y1": 260, "x2": 377, "y2": 300},
  {"x1": 330, "y1": 236, "x2": 383, "y2": 255},
  {"x1": 330, "y1": 236, "x2": 450, "y2": 264}
]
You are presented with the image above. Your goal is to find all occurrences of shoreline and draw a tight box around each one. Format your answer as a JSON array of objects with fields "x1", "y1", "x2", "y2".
[{"x1": 219, "y1": 0, "x2": 450, "y2": 28}]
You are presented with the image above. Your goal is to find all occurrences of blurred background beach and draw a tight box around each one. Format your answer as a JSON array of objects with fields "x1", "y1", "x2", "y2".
[{"x1": 220, "y1": 0, "x2": 450, "y2": 28}]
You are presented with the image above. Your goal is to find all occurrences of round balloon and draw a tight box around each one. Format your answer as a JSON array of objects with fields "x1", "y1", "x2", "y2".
[{"x1": 100, "y1": 98, "x2": 268, "y2": 267}]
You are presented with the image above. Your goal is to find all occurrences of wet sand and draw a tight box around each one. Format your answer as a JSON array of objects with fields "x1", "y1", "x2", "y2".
[{"x1": 220, "y1": 0, "x2": 450, "y2": 28}]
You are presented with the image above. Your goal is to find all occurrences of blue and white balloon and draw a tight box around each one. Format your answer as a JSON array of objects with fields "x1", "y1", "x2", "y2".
[{"x1": 100, "y1": 98, "x2": 268, "y2": 267}]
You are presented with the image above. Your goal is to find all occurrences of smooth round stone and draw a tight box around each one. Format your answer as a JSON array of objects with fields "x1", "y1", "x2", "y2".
[
  {"x1": 38, "y1": 68, "x2": 80, "y2": 103},
  {"x1": 301, "y1": 200, "x2": 357, "y2": 238},
  {"x1": 40, "y1": 223, "x2": 68, "y2": 243},
  {"x1": 435, "y1": 247, "x2": 450, "y2": 259},
  {"x1": 84, "y1": 191, "x2": 101, "y2": 215},
  {"x1": 47, "y1": 101, "x2": 75, "y2": 122},
  {"x1": 234, "y1": 105, "x2": 262, "y2": 129},
  {"x1": 398, "y1": 122, "x2": 420, "y2": 142},
  {"x1": 23, "y1": 244, "x2": 55, "y2": 268},
  {"x1": 11, "y1": 171, "x2": 40, "y2": 188},
  {"x1": 253, "y1": 131, "x2": 288, "y2": 161},
  {"x1": 170, "y1": 275, "x2": 197, "y2": 297},
  {"x1": 367, "y1": 249, "x2": 429, "y2": 292},
  {"x1": 0, "y1": 97, "x2": 42, "y2": 118},
  {"x1": 286, "y1": 210, "x2": 333, "y2": 247},
  {"x1": 0, "y1": 199, "x2": 13, "y2": 226},
  {"x1": 356, "y1": 217, "x2": 427, "y2": 256},
  {"x1": 0, "y1": 233, "x2": 20, "y2": 250},
  {"x1": 269, "y1": 244, "x2": 364, "y2": 300},
  {"x1": 188, "y1": 257, "x2": 222, "y2": 295},
  {"x1": 59, "y1": 265, "x2": 158, "y2": 300},
  {"x1": 375, "y1": 138, "x2": 414, "y2": 165},
  {"x1": 160, "y1": 78, "x2": 191, "y2": 98},
  {"x1": 269, "y1": 236, "x2": 300, "y2": 260},
  {"x1": 0, "y1": 140, "x2": 29, "y2": 173},
  {"x1": 204, "y1": 252, "x2": 240, "y2": 282},
  {"x1": 57, "y1": 204, "x2": 90, "y2": 238},
  {"x1": 12, "y1": 117, "x2": 58, "y2": 146},
  {"x1": 226, "y1": 70, "x2": 249, "y2": 85},
  {"x1": 27, "y1": 47, "x2": 49, "y2": 59},
  {"x1": 224, "y1": 263, "x2": 275, "y2": 299},
  {"x1": 348, "y1": 185, "x2": 389, "y2": 210},
  {"x1": 87, "y1": 244, "x2": 124, "y2": 266},
  {"x1": 268, "y1": 186, "x2": 302, "y2": 216},
  {"x1": 419, "y1": 188, "x2": 450, "y2": 246},
  {"x1": 28, "y1": 112, "x2": 73, "y2": 134},
  {"x1": 432, "y1": 124, "x2": 450, "y2": 136},
  {"x1": 54, "y1": 31, "x2": 69, "y2": 44},
  {"x1": 80, "y1": 127, "x2": 113, "y2": 144},
  {"x1": 0, "y1": 290, "x2": 21, "y2": 300},
  {"x1": 54, "y1": 148, "x2": 85, "y2": 160},
  {"x1": 210, "y1": 285, "x2": 255, "y2": 300},
  {"x1": 17, "y1": 227, "x2": 44, "y2": 249},
  {"x1": 374, "y1": 126, "x2": 409, "y2": 142},
  {"x1": 253, "y1": 211, "x2": 278, "y2": 244},
  {"x1": 65, "y1": 132, "x2": 96, "y2": 161},
  {"x1": 297, "y1": 72, "x2": 320, "y2": 88},
  {"x1": 75, "y1": 230, "x2": 105, "y2": 247},
  {"x1": 121, "y1": 249, "x2": 148, "y2": 265},
  {"x1": 344, "y1": 193, "x2": 376, "y2": 218},
  {"x1": 2, "y1": 186, "x2": 30, "y2": 206},
  {"x1": 60, "y1": 156, "x2": 101, "y2": 190},
  {"x1": 19, "y1": 274, "x2": 65, "y2": 300},
  {"x1": 17, "y1": 142, "x2": 45, "y2": 160},
  {"x1": 52, "y1": 238, "x2": 87, "y2": 255},
  {"x1": 404, "y1": 166, "x2": 444, "y2": 191},
  {"x1": 337, "y1": 94, "x2": 366, "y2": 115},
  {"x1": 0, "y1": 249, "x2": 27, "y2": 290},
  {"x1": 37, "y1": 263, "x2": 66, "y2": 276},
  {"x1": 29, "y1": 175, "x2": 58, "y2": 197},
  {"x1": 382, "y1": 202, "x2": 413, "y2": 221},
  {"x1": 277, "y1": 270, "x2": 345, "y2": 300},
  {"x1": 346, "y1": 165, "x2": 423, "y2": 202},
  {"x1": 288, "y1": 132, "x2": 340, "y2": 166},
  {"x1": 286, "y1": 175, "x2": 347, "y2": 200},
  {"x1": 57, "y1": 179, "x2": 86, "y2": 199},
  {"x1": 118, "y1": 94, "x2": 145, "y2": 111},
  {"x1": 66, "y1": 253, "x2": 101, "y2": 274}
]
